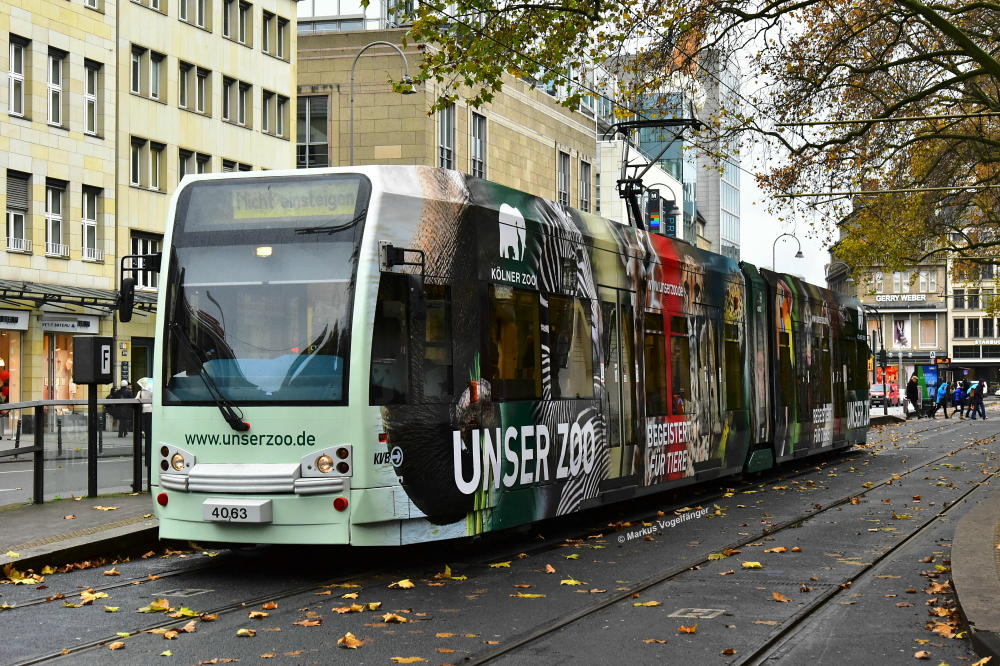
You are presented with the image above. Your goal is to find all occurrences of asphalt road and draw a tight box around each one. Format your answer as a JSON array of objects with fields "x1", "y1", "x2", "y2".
[{"x1": 1, "y1": 418, "x2": 996, "y2": 666}]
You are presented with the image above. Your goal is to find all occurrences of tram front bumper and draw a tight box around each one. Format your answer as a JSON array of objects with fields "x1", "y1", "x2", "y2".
[{"x1": 153, "y1": 487, "x2": 351, "y2": 545}]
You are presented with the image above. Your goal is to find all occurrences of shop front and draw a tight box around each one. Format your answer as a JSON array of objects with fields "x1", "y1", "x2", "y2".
[{"x1": 0, "y1": 309, "x2": 28, "y2": 437}]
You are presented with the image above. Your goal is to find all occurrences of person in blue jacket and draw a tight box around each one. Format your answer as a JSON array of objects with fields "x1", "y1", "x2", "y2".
[
  {"x1": 951, "y1": 383, "x2": 966, "y2": 419},
  {"x1": 970, "y1": 381, "x2": 987, "y2": 420},
  {"x1": 931, "y1": 381, "x2": 950, "y2": 418}
]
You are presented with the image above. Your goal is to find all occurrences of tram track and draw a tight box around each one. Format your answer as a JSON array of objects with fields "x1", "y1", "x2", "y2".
[
  {"x1": 11, "y1": 419, "x2": 962, "y2": 664},
  {"x1": 461, "y1": 424, "x2": 997, "y2": 665}
]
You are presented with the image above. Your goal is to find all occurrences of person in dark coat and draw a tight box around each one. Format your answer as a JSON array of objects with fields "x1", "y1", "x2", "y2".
[
  {"x1": 970, "y1": 382, "x2": 987, "y2": 420},
  {"x1": 905, "y1": 375, "x2": 921, "y2": 419},
  {"x1": 951, "y1": 383, "x2": 966, "y2": 419},
  {"x1": 117, "y1": 380, "x2": 134, "y2": 437},
  {"x1": 105, "y1": 385, "x2": 120, "y2": 431}
]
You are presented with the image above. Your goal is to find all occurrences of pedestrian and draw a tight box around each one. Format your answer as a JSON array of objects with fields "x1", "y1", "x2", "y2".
[
  {"x1": 972, "y1": 382, "x2": 987, "y2": 420},
  {"x1": 905, "y1": 375, "x2": 921, "y2": 419},
  {"x1": 951, "y1": 383, "x2": 966, "y2": 419},
  {"x1": 931, "y1": 381, "x2": 949, "y2": 419},
  {"x1": 137, "y1": 377, "x2": 153, "y2": 470},
  {"x1": 117, "y1": 380, "x2": 134, "y2": 437},
  {"x1": 105, "y1": 385, "x2": 120, "y2": 432}
]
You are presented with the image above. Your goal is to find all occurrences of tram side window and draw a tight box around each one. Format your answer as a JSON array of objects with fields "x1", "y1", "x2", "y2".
[
  {"x1": 643, "y1": 313, "x2": 668, "y2": 416},
  {"x1": 486, "y1": 285, "x2": 542, "y2": 400},
  {"x1": 816, "y1": 329, "x2": 832, "y2": 403},
  {"x1": 370, "y1": 273, "x2": 409, "y2": 405},
  {"x1": 423, "y1": 284, "x2": 453, "y2": 401},
  {"x1": 670, "y1": 317, "x2": 691, "y2": 415},
  {"x1": 777, "y1": 330, "x2": 794, "y2": 405},
  {"x1": 724, "y1": 322, "x2": 744, "y2": 410},
  {"x1": 549, "y1": 295, "x2": 594, "y2": 399}
]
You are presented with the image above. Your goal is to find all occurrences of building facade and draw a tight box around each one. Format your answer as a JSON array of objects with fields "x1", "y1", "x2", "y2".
[
  {"x1": 1, "y1": 0, "x2": 297, "y2": 416},
  {"x1": 297, "y1": 29, "x2": 598, "y2": 206},
  {"x1": 946, "y1": 260, "x2": 1000, "y2": 383}
]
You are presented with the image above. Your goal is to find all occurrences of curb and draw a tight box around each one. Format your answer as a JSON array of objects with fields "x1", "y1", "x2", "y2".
[
  {"x1": 952, "y1": 478, "x2": 1000, "y2": 662},
  {"x1": 2, "y1": 520, "x2": 160, "y2": 574},
  {"x1": 870, "y1": 415, "x2": 906, "y2": 426}
]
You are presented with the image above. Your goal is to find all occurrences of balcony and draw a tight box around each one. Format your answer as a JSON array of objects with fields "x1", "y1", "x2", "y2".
[
  {"x1": 5, "y1": 237, "x2": 32, "y2": 253},
  {"x1": 45, "y1": 242, "x2": 69, "y2": 258},
  {"x1": 82, "y1": 245, "x2": 104, "y2": 262}
]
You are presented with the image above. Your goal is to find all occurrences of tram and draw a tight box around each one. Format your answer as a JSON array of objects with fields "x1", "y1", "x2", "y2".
[{"x1": 132, "y1": 165, "x2": 870, "y2": 545}]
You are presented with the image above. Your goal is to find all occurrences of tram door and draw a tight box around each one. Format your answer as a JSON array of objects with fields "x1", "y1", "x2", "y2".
[{"x1": 600, "y1": 288, "x2": 638, "y2": 482}]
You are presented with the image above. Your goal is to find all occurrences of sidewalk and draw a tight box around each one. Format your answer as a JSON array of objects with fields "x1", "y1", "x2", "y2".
[
  {"x1": 0, "y1": 492, "x2": 158, "y2": 574},
  {"x1": 952, "y1": 475, "x2": 1000, "y2": 661}
]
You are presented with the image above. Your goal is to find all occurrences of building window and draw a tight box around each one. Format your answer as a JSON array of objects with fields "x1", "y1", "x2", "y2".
[
  {"x1": 82, "y1": 187, "x2": 102, "y2": 261},
  {"x1": 262, "y1": 11, "x2": 274, "y2": 53},
  {"x1": 6, "y1": 171, "x2": 31, "y2": 253},
  {"x1": 222, "y1": 76, "x2": 234, "y2": 120},
  {"x1": 557, "y1": 151, "x2": 570, "y2": 206},
  {"x1": 149, "y1": 143, "x2": 164, "y2": 190},
  {"x1": 45, "y1": 183, "x2": 67, "y2": 257},
  {"x1": 470, "y1": 112, "x2": 486, "y2": 178},
  {"x1": 150, "y1": 52, "x2": 164, "y2": 100},
  {"x1": 277, "y1": 18, "x2": 288, "y2": 59},
  {"x1": 954, "y1": 318, "x2": 965, "y2": 339},
  {"x1": 222, "y1": 159, "x2": 236, "y2": 172},
  {"x1": 130, "y1": 137, "x2": 146, "y2": 186},
  {"x1": 918, "y1": 317, "x2": 936, "y2": 348},
  {"x1": 84, "y1": 60, "x2": 101, "y2": 135},
  {"x1": 237, "y1": 82, "x2": 250, "y2": 126},
  {"x1": 595, "y1": 173, "x2": 600, "y2": 215},
  {"x1": 262, "y1": 90, "x2": 274, "y2": 133},
  {"x1": 179, "y1": 148, "x2": 194, "y2": 180},
  {"x1": 296, "y1": 96, "x2": 328, "y2": 168},
  {"x1": 179, "y1": 62, "x2": 191, "y2": 108},
  {"x1": 85, "y1": 0, "x2": 99, "y2": 9},
  {"x1": 437, "y1": 104, "x2": 455, "y2": 169},
  {"x1": 223, "y1": 0, "x2": 234, "y2": 37},
  {"x1": 8, "y1": 38, "x2": 27, "y2": 117},
  {"x1": 47, "y1": 50, "x2": 66, "y2": 126},
  {"x1": 276, "y1": 95, "x2": 288, "y2": 137},
  {"x1": 131, "y1": 234, "x2": 161, "y2": 289},
  {"x1": 195, "y1": 68, "x2": 209, "y2": 114},
  {"x1": 984, "y1": 318, "x2": 995, "y2": 339},
  {"x1": 180, "y1": 0, "x2": 209, "y2": 28},
  {"x1": 238, "y1": 162, "x2": 252, "y2": 171},
  {"x1": 969, "y1": 317, "x2": 980, "y2": 338},
  {"x1": 918, "y1": 269, "x2": 937, "y2": 293},
  {"x1": 579, "y1": 160, "x2": 591, "y2": 212},
  {"x1": 954, "y1": 288, "x2": 965, "y2": 310},
  {"x1": 892, "y1": 270, "x2": 910, "y2": 293},
  {"x1": 969, "y1": 288, "x2": 981, "y2": 310},
  {"x1": 130, "y1": 47, "x2": 144, "y2": 95},
  {"x1": 238, "y1": 2, "x2": 251, "y2": 44},
  {"x1": 196, "y1": 153, "x2": 210, "y2": 173}
]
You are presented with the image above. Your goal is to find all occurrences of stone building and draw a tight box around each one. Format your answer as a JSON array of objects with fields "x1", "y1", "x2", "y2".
[{"x1": 1, "y1": 0, "x2": 297, "y2": 414}]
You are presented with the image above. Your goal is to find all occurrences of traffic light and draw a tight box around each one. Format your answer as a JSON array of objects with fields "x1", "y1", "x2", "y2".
[{"x1": 877, "y1": 349, "x2": 887, "y2": 367}]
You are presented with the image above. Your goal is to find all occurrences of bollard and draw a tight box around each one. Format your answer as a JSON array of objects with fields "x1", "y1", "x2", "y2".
[
  {"x1": 57, "y1": 414, "x2": 63, "y2": 455},
  {"x1": 15, "y1": 418, "x2": 21, "y2": 448},
  {"x1": 33, "y1": 406, "x2": 44, "y2": 504}
]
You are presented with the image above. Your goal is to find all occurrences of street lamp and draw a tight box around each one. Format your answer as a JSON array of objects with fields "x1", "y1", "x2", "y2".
[
  {"x1": 349, "y1": 41, "x2": 417, "y2": 166},
  {"x1": 772, "y1": 232, "x2": 804, "y2": 272},
  {"x1": 825, "y1": 259, "x2": 856, "y2": 291}
]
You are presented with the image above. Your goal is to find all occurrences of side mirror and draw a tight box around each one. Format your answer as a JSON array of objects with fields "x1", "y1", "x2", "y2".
[{"x1": 119, "y1": 277, "x2": 136, "y2": 323}]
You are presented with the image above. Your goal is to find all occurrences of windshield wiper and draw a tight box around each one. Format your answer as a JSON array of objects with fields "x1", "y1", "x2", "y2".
[
  {"x1": 169, "y1": 320, "x2": 250, "y2": 432},
  {"x1": 295, "y1": 210, "x2": 367, "y2": 235}
]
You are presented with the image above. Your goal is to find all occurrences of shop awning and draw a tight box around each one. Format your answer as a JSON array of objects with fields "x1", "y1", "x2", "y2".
[{"x1": 0, "y1": 279, "x2": 157, "y2": 315}]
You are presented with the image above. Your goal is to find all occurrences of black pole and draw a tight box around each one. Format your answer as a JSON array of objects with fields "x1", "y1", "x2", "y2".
[
  {"x1": 88, "y1": 384, "x2": 98, "y2": 498},
  {"x1": 33, "y1": 406, "x2": 44, "y2": 504},
  {"x1": 133, "y1": 403, "x2": 143, "y2": 493}
]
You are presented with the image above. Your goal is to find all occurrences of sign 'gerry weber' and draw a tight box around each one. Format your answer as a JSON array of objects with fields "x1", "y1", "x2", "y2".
[{"x1": 874, "y1": 293, "x2": 928, "y2": 302}]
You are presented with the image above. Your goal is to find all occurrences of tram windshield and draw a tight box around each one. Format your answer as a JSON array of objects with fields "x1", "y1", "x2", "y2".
[{"x1": 162, "y1": 174, "x2": 370, "y2": 405}]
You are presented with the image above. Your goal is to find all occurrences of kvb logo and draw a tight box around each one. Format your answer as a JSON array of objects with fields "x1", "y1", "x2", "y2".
[{"x1": 498, "y1": 204, "x2": 526, "y2": 261}]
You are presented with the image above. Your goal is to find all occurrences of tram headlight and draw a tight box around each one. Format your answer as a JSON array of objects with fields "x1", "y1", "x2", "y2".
[
  {"x1": 316, "y1": 455, "x2": 334, "y2": 474},
  {"x1": 170, "y1": 453, "x2": 186, "y2": 471},
  {"x1": 336, "y1": 447, "x2": 349, "y2": 459}
]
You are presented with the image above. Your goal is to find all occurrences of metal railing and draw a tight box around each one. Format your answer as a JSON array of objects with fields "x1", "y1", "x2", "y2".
[
  {"x1": 45, "y1": 241, "x2": 70, "y2": 257},
  {"x1": 0, "y1": 398, "x2": 150, "y2": 504},
  {"x1": 5, "y1": 236, "x2": 32, "y2": 253}
]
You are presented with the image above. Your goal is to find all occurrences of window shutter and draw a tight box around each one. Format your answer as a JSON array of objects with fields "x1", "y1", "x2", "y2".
[{"x1": 7, "y1": 172, "x2": 30, "y2": 211}]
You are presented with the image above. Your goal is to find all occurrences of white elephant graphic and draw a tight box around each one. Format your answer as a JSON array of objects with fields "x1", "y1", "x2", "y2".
[{"x1": 498, "y1": 203, "x2": 526, "y2": 260}]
